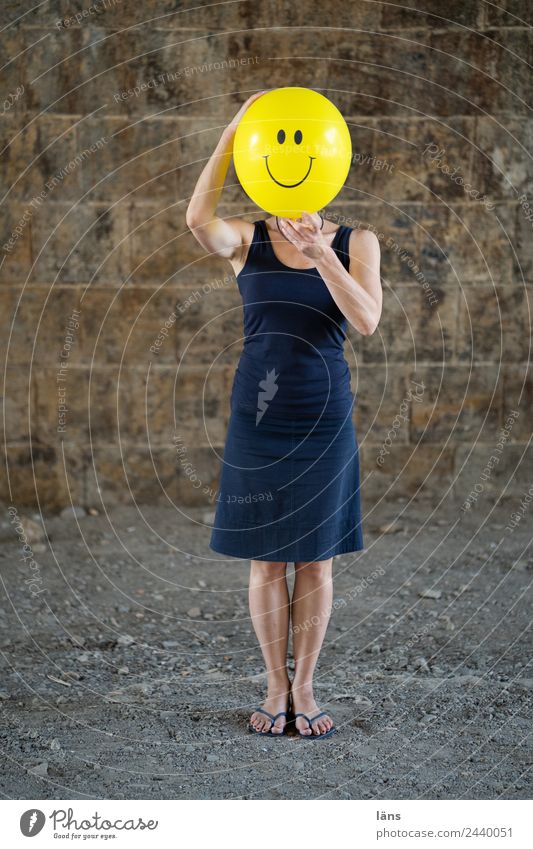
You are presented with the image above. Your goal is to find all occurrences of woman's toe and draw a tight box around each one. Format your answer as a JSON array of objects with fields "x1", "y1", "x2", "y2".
[{"x1": 251, "y1": 713, "x2": 263, "y2": 731}]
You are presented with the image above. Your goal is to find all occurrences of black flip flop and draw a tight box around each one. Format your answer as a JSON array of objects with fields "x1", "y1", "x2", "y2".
[
  {"x1": 294, "y1": 711, "x2": 336, "y2": 739},
  {"x1": 248, "y1": 708, "x2": 291, "y2": 736}
]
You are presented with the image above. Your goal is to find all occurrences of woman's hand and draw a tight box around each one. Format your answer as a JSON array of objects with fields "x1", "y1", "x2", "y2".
[
  {"x1": 277, "y1": 212, "x2": 330, "y2": 260},
  {"x1": 281, "y1": 214, "x2": 382, "y2": 336},
  {"x1": 226, "y1": 90, "x2": 269, "y2": 136}
]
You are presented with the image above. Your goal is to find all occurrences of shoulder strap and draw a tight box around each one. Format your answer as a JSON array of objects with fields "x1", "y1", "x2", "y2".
[
  {"x1": 331, "y1": 225, "x2": 352, "y2": 272},
  {"x1": 236, "y1": 219, "x2": 268, "y2": 271},
  {"x1": 248, "y1": 219, "x2": 270, "y2": 259}
]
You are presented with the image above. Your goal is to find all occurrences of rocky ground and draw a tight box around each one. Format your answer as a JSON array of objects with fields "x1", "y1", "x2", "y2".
[{"x1": 0, "y1": 493, "x2": 531, "y2": 800}]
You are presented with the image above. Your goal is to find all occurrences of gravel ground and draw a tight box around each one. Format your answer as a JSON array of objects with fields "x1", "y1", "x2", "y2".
[{"x1": 0, "y1": 494, "x2": 531, "y2": 800}]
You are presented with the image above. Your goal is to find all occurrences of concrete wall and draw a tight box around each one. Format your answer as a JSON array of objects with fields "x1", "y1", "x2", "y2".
[{"x1": 1, "y1": 1, "x2": 531, "y2": 512}]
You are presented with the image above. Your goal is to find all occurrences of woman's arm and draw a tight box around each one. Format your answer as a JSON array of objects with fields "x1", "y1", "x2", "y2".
[
  {"x1": 278, "y1": 213, "x2": 382, "y2": 336},
  {"x1": 185, "y1": 91, "x2": 267, "y2": 260}
]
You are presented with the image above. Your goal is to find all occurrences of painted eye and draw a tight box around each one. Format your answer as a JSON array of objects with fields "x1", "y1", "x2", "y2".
[
  {"x1": 294, "y1": 130, "x2": 303, "y2": 144},
  {"x1": 277, "y1": 129, "x2": 286, "y2": 144}
]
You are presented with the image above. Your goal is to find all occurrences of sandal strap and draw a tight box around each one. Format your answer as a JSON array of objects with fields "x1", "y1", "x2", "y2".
[
  {"x1": 309, "y1": 711, "x2": 328, "y2": 725},
  {"x1": 252, "y1": 708, "x2": 290, "y2": 725},
  {"x1": 293, "y1": 710, "x2": 329, "y2": 727}
]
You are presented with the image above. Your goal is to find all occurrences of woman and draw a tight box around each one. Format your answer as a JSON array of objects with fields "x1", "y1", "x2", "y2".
[{"x1": 186, "y1": 91, "x2": 382, "y2": 738}]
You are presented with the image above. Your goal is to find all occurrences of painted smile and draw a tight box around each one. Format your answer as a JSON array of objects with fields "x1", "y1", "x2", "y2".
[{"x1": 263, "y1": 155, "x2": 315, "y2": 188}]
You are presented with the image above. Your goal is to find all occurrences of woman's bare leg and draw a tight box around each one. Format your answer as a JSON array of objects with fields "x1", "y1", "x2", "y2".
[
  {"x1": 248, "y1": 560, "x2": 291, "y2": 734},
  {"x1": 290, "y1": 558, "x2": 334, "y2": 736}
]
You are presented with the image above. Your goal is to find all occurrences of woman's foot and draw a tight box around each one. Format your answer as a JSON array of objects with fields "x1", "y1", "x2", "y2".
[
  {"x1": 249, "y1": 678, "x2": 291, "y2": 735},
  {"x1": 290, "y1": 683, "x2": 334, "y2": 736}
]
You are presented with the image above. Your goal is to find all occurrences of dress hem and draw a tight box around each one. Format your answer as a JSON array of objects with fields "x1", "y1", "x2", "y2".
[{"x1": 208, "y1": 533, "x2": 365, "y2": 562}]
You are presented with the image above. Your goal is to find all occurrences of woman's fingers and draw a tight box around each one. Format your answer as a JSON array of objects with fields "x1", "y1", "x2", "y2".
[
  {"x1": 278, "y1": 219, "x2": 302, "y2": 245},
  {"x1": 278, "y1": 220, "x2": 306, "y2": 251},
  {"x1": 284, "y1": 224, "x2": 316, "y2": 248},
  {"x1": 285, "y1": 214, "x2": 320, "y2": 237},
  {"x1": 300, "y1": 211, "x2": 320, "y2": 231},
  {"x1": 280, "y1": 218, "x2": 312, "y2": 240},
  {"x1": 244, "y1": 90, "x2": 268, "y2": 108},
  {"x1": 229, "y1": 91, "x2": 268, "y2": 127},
  {"x1": 287, "y1": 219, "x2": 308, "y2": 235}
]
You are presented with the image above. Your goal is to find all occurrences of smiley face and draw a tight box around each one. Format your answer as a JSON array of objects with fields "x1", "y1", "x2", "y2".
[
  {"x1": 264, "y1": 128, "x2": 315, "y2": 187},
  {"x1": 234, "y1": 87, "x2": 352, "y2": 219}
]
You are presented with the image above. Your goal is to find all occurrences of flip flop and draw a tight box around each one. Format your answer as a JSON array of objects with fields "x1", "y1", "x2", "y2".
[
  {"x1": 294, "y1": 711, "x2": 336, "y2": 739},
  {"x1": 248, "y1": 708, "x2": 291, "y2": 736}
]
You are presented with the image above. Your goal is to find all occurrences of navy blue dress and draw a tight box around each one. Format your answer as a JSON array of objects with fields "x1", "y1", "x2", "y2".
[{"x1": 209, "y1": 219, "x2": 364, "y2": 562}]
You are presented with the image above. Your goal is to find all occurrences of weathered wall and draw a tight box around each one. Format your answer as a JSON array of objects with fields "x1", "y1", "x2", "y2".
[{"x1": 1, "y1": 1, "x2": 531, "y2": 512}]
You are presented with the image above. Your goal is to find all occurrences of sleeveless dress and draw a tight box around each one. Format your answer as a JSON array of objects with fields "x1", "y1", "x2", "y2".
[{"x1": 209, "y1": 219, "x2": 364, "y2": 562}]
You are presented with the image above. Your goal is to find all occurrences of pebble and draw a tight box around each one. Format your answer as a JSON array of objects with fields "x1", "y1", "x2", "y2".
[
  {"x1": 28, "y1": 761, "x2": 49, "y2": 777},
  {"x1": 17, "y1": 517, "x2": 45, "y2": 544},
  {"x1": 418, "y1": 589, "x2": 442, "y2": 600},
  {"x1": 59, "y1": 505, "x2": 86, "y2": 519},
  {"x1": 378, "y1": 522, "x2": 404, "y2": 534},
  {"x1": 414, "y1": 657, "x2": 430, "y2": 673},
  {"x1": 50, "y1": 738, "x2": 61, "y2": 751},
  {"x1": 187, "y1": 607, "x2": 202, "y2": 619},
  {"x1": 117, "y1": 634, "x2": 135, "y2": 646},
  {"x1": 515, "y1": 679, "x2": 533, "y2": 690}
]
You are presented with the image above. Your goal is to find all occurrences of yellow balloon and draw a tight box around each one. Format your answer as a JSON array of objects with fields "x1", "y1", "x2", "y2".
[{"x1": 233, "y1": 87, "x2": 352, "y2": 219}]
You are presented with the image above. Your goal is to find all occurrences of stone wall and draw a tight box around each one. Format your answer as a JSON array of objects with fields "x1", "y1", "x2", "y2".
[{"x1": 1, "y1": 1, "x2": 531, "y2": 512}]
